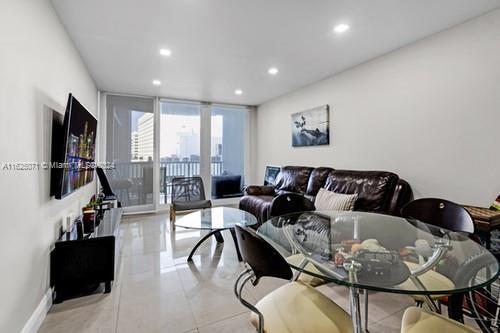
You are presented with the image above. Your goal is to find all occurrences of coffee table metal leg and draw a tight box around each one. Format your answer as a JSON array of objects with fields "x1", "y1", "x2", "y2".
[
  {"x1": 187, "y1": 229, "x2": 223, "y2": 261},
  {"x1": 229, "y1": 228, "x2": 243, "y2": 262},
  {"x1": 214, "y1": 230, "x2": 224, "y2": 243}
]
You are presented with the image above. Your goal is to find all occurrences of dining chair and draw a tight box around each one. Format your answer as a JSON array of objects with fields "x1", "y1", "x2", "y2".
[
  {"x1": 362, "y1": 198, "x2": 475, "y2": 331},
  {"x1": 268, "y1": 193, "x2": 328, "y2": 287},
  {"x1": 400, "y1": 198, "x2": 476, "y2": 320},
  {"x1": 169, "y1": 177, "x2": 212, "y2": 224},
  {"x1": 451, "y1": 251, "x2": 500, "y2": 332},
  {"x1": 401, "y1": 198, "x2": 475, "y2": 234},
  {"x1": 268, "y1": 192, "x2": 315, "y2": 217},
  {"x1": 402, "y1": 200, "x2": 498, "y2": 332},
  {"x1": 401, "y1": 307, "x2": 479, "y2": 333},
  {"x1": 401, "y1": 198, "x2": 475, "y2": 302},
  {"x1": 233, "y1": 224, "x2": 353, "y2": 333}
]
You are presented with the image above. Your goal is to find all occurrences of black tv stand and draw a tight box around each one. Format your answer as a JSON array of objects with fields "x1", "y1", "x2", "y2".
[{"x1": 50, "y1": 208, "x2": 122, "y2": 303}]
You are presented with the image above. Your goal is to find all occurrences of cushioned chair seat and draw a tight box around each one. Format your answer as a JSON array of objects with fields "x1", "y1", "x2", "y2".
[
  {"x1": 286, "y1": 254, "x2": 327, "y2": 287},
  {"x1": 172, "y1": 200, "x2": 212, "y2": 211},
  {"x1": 250, "y1": 282, "x2": 353, "y2": 333},
  {"x1": 401, "y1": 307, "x2": 478, "y2": 333},
  {"x1": 398, "y1": 262, "x2": 455, "y2": 301}
]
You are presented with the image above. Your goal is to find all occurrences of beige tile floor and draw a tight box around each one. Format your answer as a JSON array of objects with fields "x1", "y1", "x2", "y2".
[{"x1": 38, "y1": 212, "x2": 470, "y2": 333}]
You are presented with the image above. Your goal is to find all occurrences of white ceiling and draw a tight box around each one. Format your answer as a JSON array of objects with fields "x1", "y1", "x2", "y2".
[{"x1": 51, "y1": 0, "x2": 500, "y2": 106}]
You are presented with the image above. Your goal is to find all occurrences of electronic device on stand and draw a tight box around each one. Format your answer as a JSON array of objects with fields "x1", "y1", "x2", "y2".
[{"x1": 96, "y1": 167, "x2": 120, "y2": 209}]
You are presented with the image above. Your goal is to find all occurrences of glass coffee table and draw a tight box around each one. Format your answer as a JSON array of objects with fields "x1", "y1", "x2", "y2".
[{"x1": 175, "y1": 207, "x2": 258, "y2": 262}]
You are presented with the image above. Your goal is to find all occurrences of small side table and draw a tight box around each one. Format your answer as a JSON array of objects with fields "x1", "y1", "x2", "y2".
[{"x1": 464, "y1": 205, "x2": 500, "y2": 250}]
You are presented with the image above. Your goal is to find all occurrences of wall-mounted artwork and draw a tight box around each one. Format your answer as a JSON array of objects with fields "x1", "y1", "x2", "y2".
[{"x1": 291, "y1": 105, "x2": 330, "y2": 147}]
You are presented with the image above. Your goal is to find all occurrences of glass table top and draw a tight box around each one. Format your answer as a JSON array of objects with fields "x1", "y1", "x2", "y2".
[
  {"x1": 175, "y1": 207, "x2": 257, "y2": 230},
  {"x1": 257, "y1": 211, "x2": 499, "y2": 295}
]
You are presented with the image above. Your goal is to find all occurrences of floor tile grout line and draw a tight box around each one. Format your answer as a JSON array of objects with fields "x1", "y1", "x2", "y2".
[
  {"x1": 196, "y1": 311, "x2": 251, "y2": 331},
  {"x1": 368, "y1": 303, "x2": 410, "y2": 324},
  {"x1": 174, "y1": 260, "x2": 205, "y2": 332},
  {"x1": 114, "y1": 248, "x2": 127, "y2": 333},
  {"x1": 318, "y1": 285, "x2": 412, "y2": 326},
  {"x1": 194, "y1": 308, "x2": 250, "y2": 330},
  {"x1": 179, "y1": 279, "x2": 249, "y2": 329},
  {"x1": 173, "y1": 249, "x2": 254, "y2": 330}
]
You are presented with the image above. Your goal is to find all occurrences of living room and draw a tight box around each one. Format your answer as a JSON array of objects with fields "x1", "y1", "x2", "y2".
[{"x1": 1, "y1": 1, "x2": 500, "y2": 333}]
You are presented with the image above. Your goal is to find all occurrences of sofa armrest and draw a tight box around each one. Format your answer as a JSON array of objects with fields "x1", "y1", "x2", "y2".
[
  {"x1": 244, "y1": 185, "x2": 276, "y2": 196},
  {"x1": 388, "y1": 179, "x2": 413, "y2": 216}
]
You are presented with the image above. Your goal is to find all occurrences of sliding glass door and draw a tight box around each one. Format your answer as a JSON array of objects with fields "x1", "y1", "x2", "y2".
[
  {"x1": 159, "y1": 100, "x2": 201, "y2": 204},
  {"x1": 103, "y1": 94, "x2": 249, "y2": 212},
  {"x1": 105, "y1": 95, "x2": 155, "y2": 212}
]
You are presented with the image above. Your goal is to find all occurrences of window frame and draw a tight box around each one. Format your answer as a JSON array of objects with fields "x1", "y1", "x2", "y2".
[{"x1": 100, "y1": 92, "x2": 252, "y2": 213}]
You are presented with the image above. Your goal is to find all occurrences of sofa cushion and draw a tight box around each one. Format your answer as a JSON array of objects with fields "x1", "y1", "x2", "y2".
[
  {"x1": 239, "y1": 195, "x2": 274, "y2": 225},
  {"x1": 306, "y1": 167, "x2": 335, "y2": 196},
  {"x1": 324, "y1": 170, "x2": 398, "y2": 213},
  {"x1": 275, "y1": 166, "x2": 314, "y2": 194},
  {"x1": 315, "y1": 188, "x2": 358, "y2": 211}
]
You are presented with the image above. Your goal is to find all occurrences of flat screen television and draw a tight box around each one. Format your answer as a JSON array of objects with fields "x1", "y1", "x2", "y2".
[{"x1": 54, "y1": 94, "x2": 97, "y2": 199}]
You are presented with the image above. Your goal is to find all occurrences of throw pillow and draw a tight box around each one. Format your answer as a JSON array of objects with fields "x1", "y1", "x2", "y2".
[{"x1": 314, "y1": 188, "x2": 358, "y2": 211}]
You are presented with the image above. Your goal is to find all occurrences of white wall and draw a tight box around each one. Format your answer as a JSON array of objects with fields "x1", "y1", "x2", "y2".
[
  {"x1": 256, "y1": 9, "x2": 500, "y2": 206},
  {"x1": 0, "y1": 1, "x2": 97, "y2": 332}
]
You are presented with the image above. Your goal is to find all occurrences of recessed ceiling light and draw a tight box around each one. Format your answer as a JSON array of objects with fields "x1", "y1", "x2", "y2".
[
  {"x1": 152, "y1": 79, "x2": 162, "y2": 86},
  {"x1": 333, "y1": 24, "x2": 350, "y2": 34},
  {"x1": 159, "y1": 48, "x2": 172, "y2": 57},
  {"x1": 234, "y1": 89, "x2": 243, "y2": 95},
  {"x1": 268, "y1": 67, "x2": 279, "y2": 75}
]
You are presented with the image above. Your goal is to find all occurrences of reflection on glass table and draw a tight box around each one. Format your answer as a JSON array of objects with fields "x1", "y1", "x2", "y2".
[
  {"x1": 175, "y1": 207, "x2": 257, "y2": 262},
  {"x1": 257, "y1": 211, "x2": 499, "y2": 333}
]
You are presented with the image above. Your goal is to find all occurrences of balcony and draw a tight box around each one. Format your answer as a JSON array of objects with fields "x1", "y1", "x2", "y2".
[{"x1": 108, "y1": 160, "x2": 231, "y2": 206}]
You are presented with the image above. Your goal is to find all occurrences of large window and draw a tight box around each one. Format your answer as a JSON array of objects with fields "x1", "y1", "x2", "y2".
[{"x1": 211, "y1": 105, "x2": 246, "y2": 199}]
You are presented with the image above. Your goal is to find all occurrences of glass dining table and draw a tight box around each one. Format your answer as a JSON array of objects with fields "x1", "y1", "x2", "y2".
[{"x1": 256, "y1": 211, "x2": 499, "y2": 333}]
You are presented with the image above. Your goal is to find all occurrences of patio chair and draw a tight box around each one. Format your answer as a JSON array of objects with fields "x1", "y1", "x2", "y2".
[{"x1": 169, "y1": 177, "x2": 212, "y2": 224}]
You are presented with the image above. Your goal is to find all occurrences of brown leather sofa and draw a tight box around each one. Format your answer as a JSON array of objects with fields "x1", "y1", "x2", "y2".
[{"x1": 239, "y1": 166, "x2": 412, "y2": 224}]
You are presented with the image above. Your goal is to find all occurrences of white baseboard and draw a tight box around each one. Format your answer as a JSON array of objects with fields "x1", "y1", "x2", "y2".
[{"x1": 21, "y1": 289, "x2": 52, "y2": 333}]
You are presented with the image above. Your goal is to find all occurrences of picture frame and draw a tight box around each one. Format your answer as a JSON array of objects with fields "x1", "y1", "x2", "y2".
[
  {"x1": 264, "y1": 166, "x2": 281, "y2": 186},
  {"x1": 291, "y1": 105, "x2": 330, "y2": 147}
]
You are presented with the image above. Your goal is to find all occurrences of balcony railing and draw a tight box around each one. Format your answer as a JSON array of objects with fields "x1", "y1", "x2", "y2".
[
  {"x1": 109, "y1": 161, "x2": 224, "y2": 206},
  {"x1": 112, "y1": 161, "x2": 223, "y2": 179}
]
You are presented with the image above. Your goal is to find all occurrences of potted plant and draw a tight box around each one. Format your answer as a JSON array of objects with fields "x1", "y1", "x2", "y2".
[
  {"x1": 82, "y1": 195, "x2": 103, "y2": 232},
  {"x1": 83, "y1": 195, "x2": 102, "y2": 212}
]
